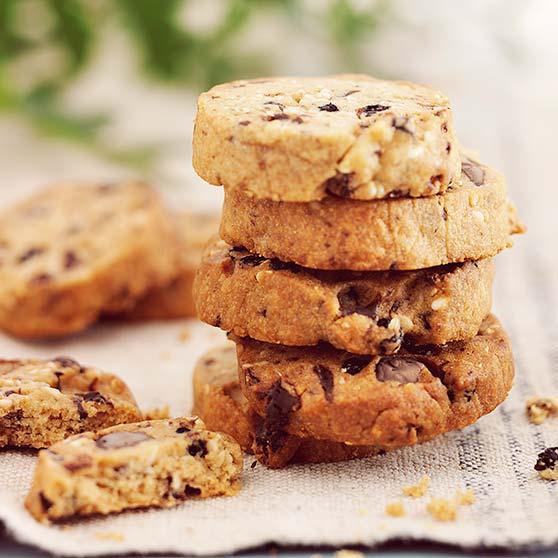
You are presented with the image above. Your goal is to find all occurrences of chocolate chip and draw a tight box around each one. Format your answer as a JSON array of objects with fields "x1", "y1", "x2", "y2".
[
  {"x1": 229, "y1": 247, "x2": 267, "y2": 268},
  {"x1": 188, "y1": 439, "x2": 208, "y2": 457},
  {"x1": 74, "y1": 391, "x2": 111, "y2": 419},
  {"x1": 313, "y1": 364, "x2": 334, "y2": 402},
  {"x1": 64, "y1": 454, "x2": 93, "y2": 472},
  {"x1": 184, "y1": 485, "x2": 201, "y2": 496},
  {"x1": 375, "y1": 357, "x2": 424, "y2": 383},
  {"x1": 238, "y1": 120, "x2": 251, "y2": 126},
  {"x1": 269, "y1": 259, "x2": 300, "y2": 273},
  {"x1": 39, "y1": 492, "x2": 53, "y2": 512},
  {"x1": 17, "y1": 247, "x2": 45, "y2": 264},
  {"x1": 337, "y1": 287, "x2": 378, "y2": 319},
  {"x1": 95, "y1": 431, "x2": 152, "y2": 450},
  {"x1": 245, "y1": 368, "x2": 260, "y2": 385},
  {"x1": 356, "y1": 104, "x2": 389, "y2": 117},
  {"x1": 462, "y1": 159, "x2": 485, "y2": 186},
  {"x1": 176, "y1": 426, "x2": 190, "y2": 434},
  {"x1": 54, "y1": 371, "x2": 63, "y2": 390},
  {"x1": 2, "y1": 390, "x2": 16, "y2": 397},
  {"x1": 264, "y1": 113, "x2": 289, "y2": 121},
  {"x1": 63, "y1": 250, "x2": 80, "y2": 269},
  {"x1": 341, "y1": 355, "x2": 372, "y2": 376},
  {"x1": 319, "y1": 103, "x2": 339, "y2": 112},
  {"x1": 343, "y1": 89, "x2": 360, "y2": 97},
  {"x1": 392, "y1": 116, "x2": 413, "y2": 134},
  {"x1": 53, "y1": 356, "x2": 81, "y2": 369},
  {"x1": 324, "y1": 172, "x2": 355, "y2": 198},
  {"x1": 379, "y1": 331, "x2": 404, "y2": 354},
  {"x1": 534, "y1": 447, "x2": 558, "y2": 471}
]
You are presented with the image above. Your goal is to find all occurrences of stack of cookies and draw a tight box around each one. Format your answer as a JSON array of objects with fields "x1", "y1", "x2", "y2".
[{"x1": 192, "y1": 75, "x2": 524, "y2": 468}]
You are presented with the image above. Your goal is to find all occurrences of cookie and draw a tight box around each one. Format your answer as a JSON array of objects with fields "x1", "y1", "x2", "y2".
[
  {"x1": 220, "y1": 156, "x2": 525, "y2": 271},
  {"x1": 0, "y1": 181, "x2": 180, "y2": 338},
  {"x1": 25, "y1": 417, "x2": 243, "y2": 522},
  {"x1": 194, "y1": 239, "x2": 493, "y2": 354},
  {"x1": 122, "y1": 212, "x2": 219, "y2": 320},
  {"x1": 236, "y1": 315, "x2": 514, "y2": 447},
  {"x1": 193, "y1": 345, "x2": 379, "y2": 468},
  {"x1": 193, "y1": 74, "x2": 461, "y2": 201},
  {"x1": 0, "y1": 357, "x2": 141, "y2": 448}
]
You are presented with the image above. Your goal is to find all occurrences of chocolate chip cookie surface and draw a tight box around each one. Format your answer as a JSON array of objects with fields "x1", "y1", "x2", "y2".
[
  {"x1": 193, "y1": 344, "x2": 379, "y2": 468},
  {"x1": 0, "y1": 182, "x2": 180, "y2": 338},
  {"x1": 25, "y1": 417, "x2": 243, "y2": 522},
  {"x1": 194, "y1": 239, "x2": 493, "y2": 354},
  {"x1": 236, "y1": 315, "x2": 514, "y2": 447},
  {"x1": 0, "y1": 357, "x2": 141, "y2": 448},
  {"x1": 193, "y1": 74, "x2": 460, "y2": 201},
  {"x1": 220, "y1": 155, "x2": 524, "y2": 271},
  {"x1": 123, "y1": 211, "x2": 219, "y2": 320}
]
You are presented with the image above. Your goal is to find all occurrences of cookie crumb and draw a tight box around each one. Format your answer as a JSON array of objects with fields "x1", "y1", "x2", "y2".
[
  {"x1": 385, "y1": 501, "x2": 405, "y2": 517},
  {"x1": 143, "y1": 405, "x2": 170, "y2": 421},
  {"x1": 402, "y1": 474, "x2": 430, "y2": 498},
  {"x1": 535, "y1": 447, "x2": 558, "y2": 480},
  {"x1": 456, "y1": 488, "x2": 476, "y2": 506},
  {"x1": 335, "y1": 550, "x2": 364, "y2": 558},
  {"x1": 426, "y1": 498, "x2": 457, "y2": 522},
  {"x1": 178, "y1": 326, "x2": 191, "y2": 343},
  {"x1": 526, "y1": 397, "x2": 558, "y2": 425},
  {"x1": 95, "y1": 531, "x2": 124, "y2": 542}
]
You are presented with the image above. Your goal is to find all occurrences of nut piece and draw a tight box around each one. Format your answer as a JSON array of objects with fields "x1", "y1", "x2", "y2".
[{"x1": 526, "y1": 396, "x2": 558, "y2": 425}]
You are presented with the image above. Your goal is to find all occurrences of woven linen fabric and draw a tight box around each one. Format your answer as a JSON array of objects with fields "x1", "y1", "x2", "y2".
[{"x1": 0, "y1": 238, "x2": 557, "y2": 556}]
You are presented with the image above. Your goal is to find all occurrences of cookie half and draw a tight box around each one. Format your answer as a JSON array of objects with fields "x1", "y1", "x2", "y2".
[
  {"x1": 221, "y1": 156, "x2": 524, "y2": 271},
  {"x1": 193, "y1": 74, "x2": 460, "y2": 201},
  {"x1": 25, "y1": 417, "x2": 243, "y2": 522},
  {"x1": 0, "y1": 182, "x2": 180, "y2": 338},
  {"x1": 122, "y1": 212, "x2": 219, "y2": 320},
  {"x1": 194, "y1": 239, "x2": 493, "y2": 354},
  {"x1": 236, "y1": 315, "x2": 514, "y2": 447},
  {"x1": 0, "y1": 357, "x2": 141, "y2": 448},
  {"x1": 193, "y1": 345, "x2": 379, "y2": 468}
]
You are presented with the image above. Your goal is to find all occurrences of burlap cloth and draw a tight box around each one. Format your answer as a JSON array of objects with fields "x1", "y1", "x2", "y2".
[{"x1": 0, "y1": 224, "x2": 556, "y2": 556}]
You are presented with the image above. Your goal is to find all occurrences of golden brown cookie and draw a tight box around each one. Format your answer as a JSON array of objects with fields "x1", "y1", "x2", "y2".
[
  {"x1": 25, "y1": 417, "x2": 243, "y2": 522},
  {"x1": 236, "y1": 315, "x2": 514, "y2": 447},
  {"x1": 193, "y1": 74, "x2": 461, "y2": 201},
  {"x1": 0, "y1": 182, "x2": 180, "y2": 338},
  {"x1": 194, "y1": 239, "x2": 494, "y2": 354},
  {"x1": 122, "y1": 212, "x2": 219, "y2": 320},
  {"x1": 193, "y1": 345, "x2": 379, "y2": 468},
  {"x1": 0, "y1": 356, "x2": 141, "y2": 448},
  {"x1": 220, "y1": 156, "x2": 524, "y2": 271}
]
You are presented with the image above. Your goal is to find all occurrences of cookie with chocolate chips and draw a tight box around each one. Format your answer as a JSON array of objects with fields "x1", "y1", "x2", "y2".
[
  {"x1": 193, "y1": 74, "x2": 461, "y2": 201},
  {"x1": 121, "y1": 211, "x2": 219, "y2": 320},
  {"x1": 235, "y1": 315, "x2": 514, "y2": 447},
  {"x1": 194, "y1": 238, "x2": 494, "y2": 354},
  {"x1": 25, "y1": 417, "x2": 243, "y2": 522},
  {"x1": 0, "y1": 357, "x2": 141, "y2": 448},
  {"x1": 0, "y1": 181, "x2": 180, "y2": 338},
  {"x1": 193, "y1": 344, "x2": 380, "y2": 468},
  {"x1": 220, "y1": 154, "x2": 525, "y2": 271}
]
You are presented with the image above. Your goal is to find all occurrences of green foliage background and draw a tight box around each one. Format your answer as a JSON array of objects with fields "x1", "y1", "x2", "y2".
[{"x1": 0, "y1": 0, "x2": 387, "y2": 169}]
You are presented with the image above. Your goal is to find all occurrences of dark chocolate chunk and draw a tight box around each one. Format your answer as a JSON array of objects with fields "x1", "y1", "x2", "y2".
[
  {"x1": 337, "y1": 286, "x2": 378, "y2": 318},
  {"x1": 534, "y1": 447, "x2": 558, "y2": 472},
  {"x1": 324, "y1": 172, "x2": 355, "y2": 198},
  {"x1": 95, "y1": 431, "x2": 152, "y2": 450},
  {"x1": 53, "y1": 356, "x2": 81, "y2": 369},
  {"x1": 188, "y1": 439, "x2": 208, "y2": 457},
  {"x1": 392, "y1": 116, "x2": 413, "y2": 134},
  {"x1": 341, "y1": 355, "x2": 372, "y2": 376},
  {"x1": 176, "y1": 426, "x2": 190, "y2": 434},
  {"x1": 29, "y1": 273, "x2": 52, "y2": 285},
  {"x1": 74, "y1": 391, "x2": 111, "y2": 419},
  {"x1": 319, "y1": 103, "x2": 339, "y2": 112},
  {"x1": 356, "y1": 104, "x2": 390, "y2": 117},
  {"x1": 313, "y1": 364, "x2": 334, "y2": 402},
  {"x1": 269, "y1": 259, "x2": 300, "y2": 273},
  {"x1": 462, "y1": 159, "x2": 485, "y2": 186},
  {"x1": 375, "y1": 357, "x2": 425, "y2": 383},
  {"x1": 17, "y1": 247, "x2": 45, "y2": 264},
  {"x1": 64, "y1": 454, "x2": 93, "y2": 472},
  {"x1": 63, "y1": 250, "x2": 80, "y2": 269},
  {"x1": 39, "y1": 492, "x2": 53, "y2": 512},
  {"x1": 184, "y1": 485, "x2": 202, "y2": 496},
  {"x1": 245, "y1": 368, "x2": 261, "y2": 385},
  {"x1": 264, "y1": 113, "x2": 289, "y2": 121}
]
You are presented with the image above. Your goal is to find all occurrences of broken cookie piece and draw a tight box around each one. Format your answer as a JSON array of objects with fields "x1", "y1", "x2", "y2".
[
  {"x1": 25, "y1": 417, "x2": 243, "y2": 522},
  {"x1": 534, "y1": 447, "x2": 558, "y2": 481},
  {"x1": 0, "y1": 357, "x2": 141, "y2": 448}
]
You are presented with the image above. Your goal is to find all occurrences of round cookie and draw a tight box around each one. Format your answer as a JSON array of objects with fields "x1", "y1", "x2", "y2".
[
  {"x1": 0, "y1": 182, "x2": 180, "y2": 338},
  {"x1": 220, "y1": 156, "x2": 525, "y2": 271},
  {"x1": 236, "y1": 315, "x2": 514, "y2": 447},
  {"x1": 194, "y1": 239, "x2": 494, "y2": 354},
  {"x1": 193, "y1": 74, "x2": 461, "y2": 201},
  {"x1": 193, "y1": 345, "x2": 379, "y2": 468},
  {"x1": 123, "y1": 212, "x2": 219, "y2": 320}
]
